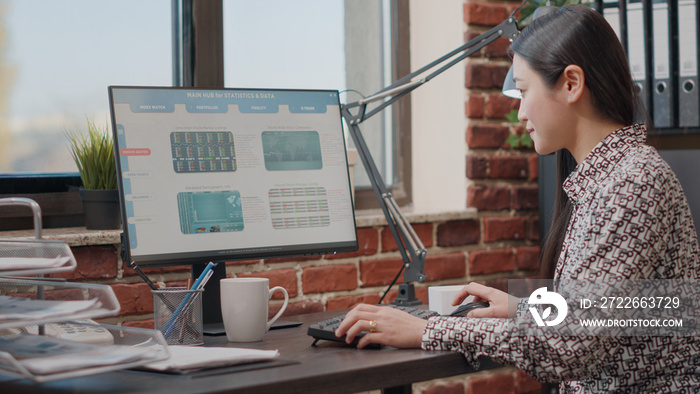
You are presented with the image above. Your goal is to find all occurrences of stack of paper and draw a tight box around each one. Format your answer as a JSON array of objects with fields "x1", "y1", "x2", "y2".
[
  {"x1": 143, "y1": 345, "x2": 280, "y2": 372},
  {"x1": 0, "y1": 256, "x2": 72, "y2": 272},
  {"x1": 0, "y1": 334, "x2": 163, "y2": 376},
  {"x1": 0, "y1": 296, "x2": 102, "y2": 323}
]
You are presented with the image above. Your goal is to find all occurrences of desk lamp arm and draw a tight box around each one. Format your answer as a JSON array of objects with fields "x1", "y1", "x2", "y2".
[{"x1": 341, "y1": 12, "x2": 520, "y2": 305}]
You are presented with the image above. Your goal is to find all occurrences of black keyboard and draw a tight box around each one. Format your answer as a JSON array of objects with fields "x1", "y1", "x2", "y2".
[
  {"x1": 307, "y1": 302, "x2": 490, "y2": 346},
  {"x1": 307, "y1": 305, "x2": 438, "y2": 347}
]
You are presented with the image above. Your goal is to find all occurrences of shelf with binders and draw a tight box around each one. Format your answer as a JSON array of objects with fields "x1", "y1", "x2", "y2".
[
  {"x1": 600, "y1": 0, "x2": 700, "y2": 136},
  {"x1": 0, "y1": 197, "x2": 170, "y2": 382}
]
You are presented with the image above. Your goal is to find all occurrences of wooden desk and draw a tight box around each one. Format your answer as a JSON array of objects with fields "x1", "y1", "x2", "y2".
[{"x1": 0, "y1": 310, "x2": 500, "y2": 394}]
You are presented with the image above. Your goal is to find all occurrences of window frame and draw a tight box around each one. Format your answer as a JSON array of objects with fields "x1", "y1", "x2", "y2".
[{"x1": 1, "y1": 0, "x2": 412, "y2": 230}]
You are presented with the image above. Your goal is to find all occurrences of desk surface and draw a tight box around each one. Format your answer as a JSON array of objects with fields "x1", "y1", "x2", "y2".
[{"x1": 1, "y1": 310, "x2": 499, "y2": 394}]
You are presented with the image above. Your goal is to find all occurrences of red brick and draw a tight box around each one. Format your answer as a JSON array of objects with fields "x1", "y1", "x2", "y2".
[
  {"x1": 491, "y1": 64, "x2": 510, "y2": 89},
  {"x1": 43, "y1": 288, "x2": 84, "y2": 301},
  {"x1": 122, "y1": 263, "x2": 190, "y2": 278},
  {"x1": 326, "y1": 227, "x2": 379, "y2": 259},
  {"x1": 382, "y1": 289, "x2": 399, "y2": 304},
  {"x1": 238, "y1": 269, "x2": 298, "y2": 298},
  {"x1": 225, "y1": 259, "x2": 260, "y2": 266},
  {"x1": 466, "y1": 93, "x2": 485, "y2": 118},
  {"x1": 264, "y1": 255, "x2": 322, "y2": 264},
  {"x1": 302, "y1": 264, "x2": 357, "y2": 294},
  {"x1": 381, "y1": 223, "x2": 433, "y2": 252},
  {"x1": 163, "y1": 280, "x2": 190, "y2": 288},
  {"x1": 485, "y1": 35, "x2": 512, "y2": 58},
  {"x1": 437, "y1": 220, "x2": 480, "y2": 246},
  {"x1": 272, "y1": 300, "x2": 323, "y2": 318},
  {"x1": 485, "y1": 93, "x2": 519, "y2": 119},
  {"x1": 415, "y1": 286, "x2": 429, "y2": 304},
  {"x1": 466, "y1": 63, "x2": 510, "y2": 90},
  {"x1": 514, "y1": 184, "x2": 538, "y2": 210},
  {"x1": 423, "y1": 381, "x2": 465, "y2": 394},
  {"x1": 465, "y1": 63, "x2": 494, "y2": 89},
  {"x1": 424, "y1": 253, "x2": 466, "y2": 281},
  {"x1": 466, "y1": 124, "x2": 509, "y2": 149},
  {"x1": 467, "y1": 371, "x2": 516, "y2": 394},
  {"x1": 483, "y1": 278, "x2": 509, "y2": 294},
  {"x1": 464, "y1": 1, "x2": 509, "y2": 26},
  {"x1": 469, "y1": 249, "x2": 515, "y2": 275},
  {"x1": 48, "y1": 245, "x2": 118, "y2": 281},
  {"x1": 516, "y1": 369, "x2": 542, "y2": 393},
  {"x1": 464, "y1": 30, "x2": 512, "y2": 58},
  {"x1": 516, "y1": 246, "x2": 540, "y2": 271},
  {"x1": 360, "y1": 258, "x2": 403, "y2": 287},
  {"x1": 528, "y1": 217, "x2": 541, "y2": 242},
  {"x1": 528, "y1": 154, "x2": 539, "y2": 181},
  {"x1": 467, "y1": 185, "x2": 511, "y2": 210},
  {"x1": 466, "y1": 155, "x2": 488, "y2": 179},
  {"x1": 123, "y1": 320, "x2": 154, "y2": 330},
  {"x1": 111, "y1": 283, "x2": 154, "y2": 316},
  {"x1": 489, "y1": 156, "x2": 529, "y2": 179},
  {"x1": 484, "y1": 217, "x2": 527, "y2": 242},
  {"x1": 327, "y1": 294, "x2": 382, "y2": 311}
]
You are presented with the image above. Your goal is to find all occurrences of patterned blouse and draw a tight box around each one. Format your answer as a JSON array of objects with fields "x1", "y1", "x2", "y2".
[{"x1": 422, "y1": 125, "x2": 700, "y2": 392}]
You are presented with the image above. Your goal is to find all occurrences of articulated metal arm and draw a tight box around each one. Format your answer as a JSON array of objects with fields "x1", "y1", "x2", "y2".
[{"x1": 341, "y1": 9, "x2": 521, "y2": 304}]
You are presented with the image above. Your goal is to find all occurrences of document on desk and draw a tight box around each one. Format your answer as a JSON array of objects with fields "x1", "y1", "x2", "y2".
[
  {"x1": 0, "y1": 296, "x2": 102, "y2": 322},
  {"x1": 0, "y1": 333, "x2": 162, "y2": 376},
  {"x1": 142, "y1": 345, "x2": 280, "y2": 372},
  {"x1": 0, "y1": 256, "x2": 72, "y2": 271}
]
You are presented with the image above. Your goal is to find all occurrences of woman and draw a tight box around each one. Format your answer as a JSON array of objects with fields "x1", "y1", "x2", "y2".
[{"x1": 336, "y1": 5, "x2": 700, "y2": 392}]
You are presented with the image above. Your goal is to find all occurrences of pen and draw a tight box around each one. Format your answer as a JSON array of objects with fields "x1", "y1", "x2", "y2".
[
  {"x1": 162, "y1": 261, "x2": 218, "y2": 338},
  {"x1": 177, "y1": 269, "x2": 213, "y2": 342},
  {"x1": 130, "y1": 261, "x2": 158, "y2": 290}
]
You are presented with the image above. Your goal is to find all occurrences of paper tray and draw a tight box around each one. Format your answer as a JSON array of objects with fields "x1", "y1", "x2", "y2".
[
  {"x1": 0, "y1": 323, "x2": 170, "y2": 383},
  {"x1": 0, "y1": 240, "x2": 78, "y2": 276},
  {"x1": 0, "y1": 277, "x2": 121, "y2": 330}
]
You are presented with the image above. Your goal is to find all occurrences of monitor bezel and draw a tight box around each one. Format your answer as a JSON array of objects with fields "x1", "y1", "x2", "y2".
[{"x1": 109, "y1": 85, "x2": 359, "y2": 267}]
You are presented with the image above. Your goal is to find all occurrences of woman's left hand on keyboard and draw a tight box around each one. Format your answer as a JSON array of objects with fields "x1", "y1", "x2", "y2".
[{"x1": 335, "y1": 304, "x2": 428, "y2": 349}]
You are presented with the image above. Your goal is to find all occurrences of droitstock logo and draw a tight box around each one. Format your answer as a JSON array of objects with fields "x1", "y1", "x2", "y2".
[{"x1": 528, "y1": 287, "x2": 568, "y2": 326}]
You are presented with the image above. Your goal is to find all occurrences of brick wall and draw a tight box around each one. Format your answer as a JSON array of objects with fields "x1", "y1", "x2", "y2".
[{"x1": 58, "y1": 213, "x2": 538, "y2": 328}]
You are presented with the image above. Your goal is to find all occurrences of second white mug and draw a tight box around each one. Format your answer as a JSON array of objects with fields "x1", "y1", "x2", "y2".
[{"x1": 220, "y1": 277, "x2": 289, "y2": 342}]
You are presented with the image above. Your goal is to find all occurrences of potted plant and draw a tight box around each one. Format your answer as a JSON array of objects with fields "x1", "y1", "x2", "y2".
[{"x1": 66, "y1": 119, "x2": 121, "y2": 230}]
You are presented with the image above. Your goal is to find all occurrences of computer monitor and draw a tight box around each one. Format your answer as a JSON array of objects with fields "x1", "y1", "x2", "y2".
[{"x1": 109, "y1": 86, "x2": 358, "y2": 325}]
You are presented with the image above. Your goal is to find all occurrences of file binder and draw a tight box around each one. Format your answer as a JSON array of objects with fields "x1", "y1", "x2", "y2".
[
  {"x1": 651, "y1": 0, "x2": 674, "y2": 128},
  {"x1": 602, "y1": 0, "x2": 622, "y2": 42},
  {"x1": 678, "y1": 0, "x2": 700, "y2": 128},
  {"x1": 627, "y1": 0, "x2": 649, "y2": 111}
]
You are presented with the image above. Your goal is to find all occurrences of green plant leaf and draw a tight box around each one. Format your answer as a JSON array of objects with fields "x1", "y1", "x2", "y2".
[
  {"x1": 520, "y1": 132, "x2": 533, "y2": 148},
  {"x1": 65, "y1": 119, "x2": 117, "y2": 190},
  {"x1": 506, "y1": 133, "x2": 521, "y2": 149},
  {"x1": 505, "y1": 109, "x2": 520, "y2": 124}
]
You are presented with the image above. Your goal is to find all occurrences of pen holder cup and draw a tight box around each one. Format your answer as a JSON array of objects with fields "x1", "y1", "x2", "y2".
[{"x1": 152, "y1": 287, "x2": 204, "y2": 346}]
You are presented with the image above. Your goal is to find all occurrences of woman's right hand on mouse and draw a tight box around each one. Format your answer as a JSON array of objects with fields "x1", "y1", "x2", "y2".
[{"x1": 452, "y1": 282, "x2": 519, "y2": 319}]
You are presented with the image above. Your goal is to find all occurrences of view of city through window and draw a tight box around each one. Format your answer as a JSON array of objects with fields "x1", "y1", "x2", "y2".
[
  {"x1": 1, "y1": 0, "x2": 394, "y2": 193},
  {"x1": 1, "y1": 0, "x2": 171, "y2": 173}
]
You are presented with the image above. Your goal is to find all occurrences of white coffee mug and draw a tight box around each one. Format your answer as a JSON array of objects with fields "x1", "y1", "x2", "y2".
[{"x1": 220, "y1": 277, "x2": 289, "y2": 342}]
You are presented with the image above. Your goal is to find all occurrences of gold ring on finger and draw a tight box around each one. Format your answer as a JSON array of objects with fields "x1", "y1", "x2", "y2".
[{"x1": 368, "y1": 320, "x2": 378, "y2": 333}]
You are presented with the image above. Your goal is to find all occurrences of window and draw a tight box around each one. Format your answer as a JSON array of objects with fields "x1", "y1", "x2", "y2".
[
  {"x1": 1, "y1": 0, "x2": 171, "y2": 174},
  {"x1": 221, "y1": 0, "x2": 411, "y2": 208},
  {"x1": 2, "y1": 0, "x2": 410, "y2": 210}
]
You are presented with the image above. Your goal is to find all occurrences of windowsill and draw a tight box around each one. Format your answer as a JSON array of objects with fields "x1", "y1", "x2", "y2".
[
  {"x1": 0, "y1": 208, "x2": 478, "y2": 247},
  {"x1": 0, "y1": 227, "x2": 122, "y2": 247}
]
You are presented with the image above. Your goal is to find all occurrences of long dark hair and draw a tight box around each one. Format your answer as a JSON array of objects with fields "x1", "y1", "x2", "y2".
[{"x1": 509, "y1": 5, "x2": 639, "y2": 279}]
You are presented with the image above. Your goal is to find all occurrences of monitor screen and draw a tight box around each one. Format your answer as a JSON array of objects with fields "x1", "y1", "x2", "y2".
[{"x1": 109, "y1": 86, "x2": 358, "y2": 266}]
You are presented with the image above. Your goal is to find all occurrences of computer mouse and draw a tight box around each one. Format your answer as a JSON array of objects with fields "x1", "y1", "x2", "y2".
[{"x1": 448, "y1": 301, "x2": 490, "y2": 317}]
